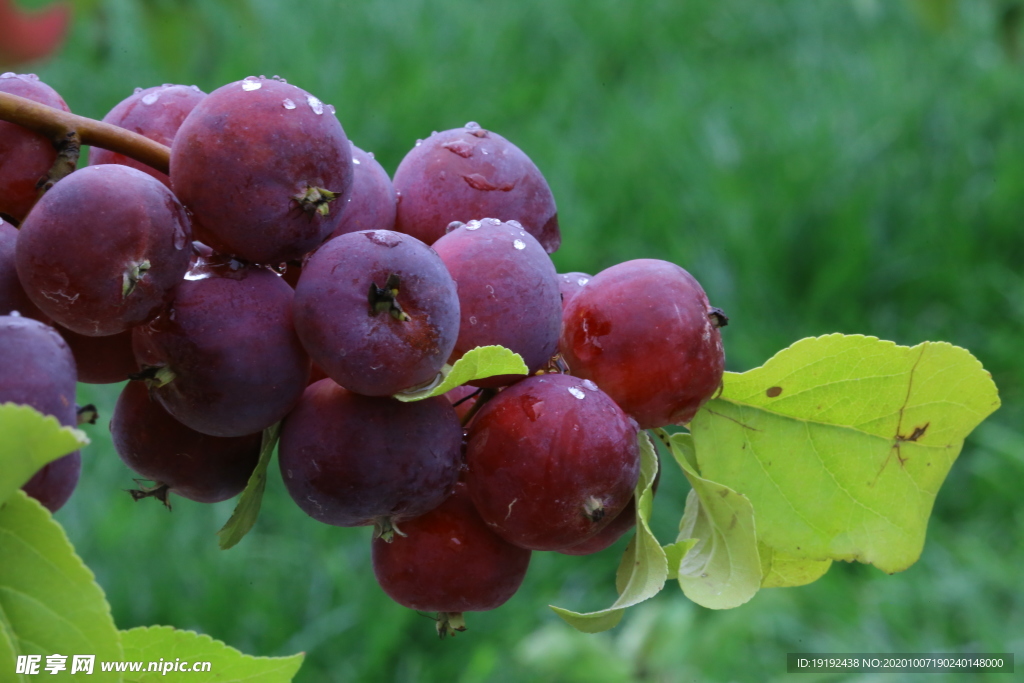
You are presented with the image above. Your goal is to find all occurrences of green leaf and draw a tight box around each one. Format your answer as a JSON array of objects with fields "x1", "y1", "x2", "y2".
[
  {"x1": 392, "y1": 346, "x2": 528, "y2": 402},
  {"x1": 550, "y1": 431, "x2": 667, "y2": 633},
  {"x1": 0, "y1": 491, "x2": 122, "y2": 682},
  {"x1": 690, "y1": 334, "x2": 1000, "y2": 574},
  {"x1": 120, "y1": 626, "x2": 303, "y2": 682},
  {"x1": 217, "y1": 423, "x2": 280, "y2": 550},
  {"x1": 0, "y1": 402, "x2": 89, "y2": 507},
  {"x1": 660, "y1": 431, "x2": 762, "y2": 609},
  {"x1": 758, "y1": 543, "x2": 832, "y2": 589}
]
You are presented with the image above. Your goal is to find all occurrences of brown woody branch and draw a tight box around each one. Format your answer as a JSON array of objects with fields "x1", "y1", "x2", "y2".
[{"x1": 0, "y1": 90, "x2": 170, "y2": 175}]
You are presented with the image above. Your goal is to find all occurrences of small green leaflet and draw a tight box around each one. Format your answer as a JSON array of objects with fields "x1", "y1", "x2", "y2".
[
  {"x1": 690, "y1": 334, "x2": 1001, "y2": 574},
  {"x1": 658, "y1": 431, "x2": 761, "y2": 609},
  {"x1": 0, "y1": 492, "x2": 122, "y2": 682},
  {"x1": 550, "y1": 431, "x2": 668, "y2": 632},
  {"x1": 0, "y1": 403, "x2": 89, "y2": 506},
  {"x1": 217, "y1": 423, "x2": 280, "y2": 550},
  {"x1": 393, "y1": 346, "x2": 527, "y2": 402},
  {"x1": 120, "y1": 626, "x2": 303, "y2": 682}
]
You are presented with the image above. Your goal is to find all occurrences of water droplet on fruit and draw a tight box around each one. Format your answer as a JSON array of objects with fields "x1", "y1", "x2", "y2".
[
  {"x1": 368, "y1": 151, "x2": 375, "y2": 160},
  {"x1": 465, "y1": 121, "x2": 481, "y2": 130},
  {"x1": 568, "y1": 387, "x2": 586, "y2": 399},
  {"x1": 132, "y1": 86, "x2": 143, "y2": 93},
  {"x1": 415, "y1": 139, "x2": 423, "y2": 147},
  {"x1": 577, "y1": 277, "x2": 589, "y2": 286},
  {"x1": 446, "y1": 221, "x2": 464, "y2": 233},
  {"x1": 364, "y1": 230, "x2": 403, "y2": 247},
  {"x1": 306, "y1": 95, "x2": 324, "y2": 115},
  {"x1": 581, "y1": 379, "x2": 598, "y2": 391},
  {"x1": 507, "y1": 220, "x2": 522, "y2": 229},
  {"x1": 0, "y1": 73, "x2": 15, "y2": 79},
  {"x1": 141, "y1": 92, "x2": 159, "y2": 105},
  {"x1": 513, "y1": 239, "x2": 526, "y2": 250},
  {"x1": 190, "y1": 85, "x2": 201, "y2": 92},
  {"x1": 469, "y1": 316, "x2": 478, "y2": 325},
  {"x1": 241, "y1": 77, "x2": 262, "y2": 91},
  {"x1": 488, "y1": 218, "x2": 501, "y2": 225},
  {"x1": 464, "y1": 220, "x2": 481, "y2": 231},
  {"x1": 282, "y1": 98, "x2": 296, "y2": 109},
  {"x1": 327, "y1": 104, "x2": 336, "y2": 115},
  {"x1": 352, "y1": 157, "x2": 361, "y2": 165}
]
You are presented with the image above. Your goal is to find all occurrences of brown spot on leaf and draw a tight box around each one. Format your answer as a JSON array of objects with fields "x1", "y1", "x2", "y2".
[
  {"x1": 717, "y1": 489, "x2": 729, "y2": 498},
  {"x1": 766, "y1": 386, "x2": 782, "y2": 398},
  {"x1": 728, "y1": 513, "x2": 738, "y2": 530}
]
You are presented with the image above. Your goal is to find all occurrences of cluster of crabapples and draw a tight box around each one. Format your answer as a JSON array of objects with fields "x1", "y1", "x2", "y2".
[{"x1": 0, "y1": 73, "x2": 727, "y2": 634}]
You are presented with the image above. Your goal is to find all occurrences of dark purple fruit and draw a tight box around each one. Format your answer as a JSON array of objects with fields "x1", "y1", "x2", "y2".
[
  {"x1": 0, "y1": 220, "x2": 49, "y2": 322},
  {"x1": 293, "y1": 230, "x2": 460, "y2": 396},
  {"x1": 170, "y1": 76, "x2": 353, "y2": 264},
  {"x1": 329, "y1": 145, "x2": 397, "y2": 238},
  {"x1": 110, "y1": 380, "x2": 261, "y2": 503},
  {"x1": 279, "y1": 379, "x2": 462, "y2": 530},
  {"x1": 89, "y1": 84, "x2": 206, "y2": 188},
  {"x1": 432, "y1": 219, "x2": 561, "y2": 386},
  {"x1": 57, "y1": 326, "x2": 137, "y2": 384},
  {"x1": 16, "y1": 164, "x2": 192, "y2": 336},
  {"x1": 132, "y1": 257, "x2": 310, "y2": 437},
  {"x1": 372, "y1": 482, "x2": 531, "y2": 633},
  {"x1": 465, "y1": 373, "x2": 640, "y2": 551},
  {"x1": 560, "y1": 259, "x2": 726, "y2": 429},
  {"x1": 557, "y1": 272, "x2": 591, "y2": 311},
  {"x1": 0, "y1": 73, "x2": 70, "y2": 223},
  {"x1": 392, "y1": 124, "x2": 560, "y2": 252},
  {"x1": 0, "y1": 314, "x2": 79, "y2": 511}
]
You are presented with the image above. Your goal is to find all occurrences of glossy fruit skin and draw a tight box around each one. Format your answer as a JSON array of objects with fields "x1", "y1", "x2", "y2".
[
  {"x1": 58, "y1": 326, "x2": 137, "y2": 384},
  {"x1": 0, "y1": 314, "x2": 80, "y2": 512},
  {"x1": 560, "y1": 259, "x2": 725, "y2": 429},
  {"x1": 132, "y1": 258, "x2": 310, "y2": 437},
  {"x1": 16, "y1": 164, "x2": 193, "y2": 336},
  {"x1": 557, "y1": 272, "x2": 591, "y2": 311},
  {"x1": 432, "y1": 219, "x2": 561, "y2": 386},
  {"x1": 89, "y1": 84, "x2": 206, "y2": 188},
  {"x1": 372, "y1": 482, "x2": 531, "y2": 612},
  {"x1": 0, "y1": 73, "x2": 70, "y2": 222},
  {"x1": 279, "y1": 379, "x2": 462, "y2": 527},
  {"x1": 392, "y1": 124, "x2": 560, "y2": 252},
  {"x1": 170, "y1": 76, "x2": 353, "y2": 264},
  {"x1": 110, "y1": 380, "x2": 261, "y2": 503},
  {"x1": 465, "y1": 373, "x2": 640, "y2": 551},
  {"x1": 559, "y1": 464, "x2": 660, "y2": 556},
  {"x1": 0, "y1": 221, "x2": 48, "y2": 321},
  {"x1": 293, "y1": 230, "x2": 460, "y2": 396},
  {"x1": 329, "y1": 145, "x2": 397, "y2": 238}
]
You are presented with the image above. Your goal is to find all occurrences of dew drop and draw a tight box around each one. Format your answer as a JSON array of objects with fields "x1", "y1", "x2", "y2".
[
  {"x1": 0, "y1": 72, "x2": 15, "y2": 79},
  {"x1": 568, "y1": 387, "x2": 586, "y2": 400},
  {"x1": 464, "y1": 121, "x2": 481, "y2": 130},
  {"x1": 306, "y1": 94, "x2": 324, "y2": 115},
  {"x1": 241, "y1": 77, "x2": 262, "y2": 91},
  {"x1": 141, "y1": 92, "x2": 159, "y2": 105},
  {"x1": 282, "y1": 98, "x2": 296, "y2": 110},
  {"x1": 415, "y1": 139, "x2": 423, "y2": 147},
  {"x1": 581, "y1": 379, "x2": 598, "y2": 391},
  {"x1": 368, "y1": 151, "x2": 376, "y2": 160},
  {"x1": 327, "y1": 104, "x2": 336, "y2": 115},
  {"x1": 132, "y1": 86, "x2": 143, "y2": 94},
  {"x1": 446, "y1": 221, "x2": 464, "y2": 233},
  {"x1": 190, "y1": 85, "x2": 201, "y2": 93},
  {"x1": 464, "y1": 220, "x2": 482, "y2": 231},
  {"x1": 513, "y1": 239, "x2": 526, "y2": 250},
  {"x1": 469, "y1": 316, "x2": 478, "y2": 325},
  {"x1": 506, "y1": 219, "x2": 522, "y2": 229},
  {"x1": 577, "y1": 277, "x2": 589, "y2": 286},
  {"x1": 488, "y1": 217, "x2": 501, "y2": 225}
]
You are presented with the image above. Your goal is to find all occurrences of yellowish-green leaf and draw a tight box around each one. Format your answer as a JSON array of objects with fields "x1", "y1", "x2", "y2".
[
  {"x1": 551, "y1": 431, "x2": 667, "y2": 632},
  {"x1": 691, "y1": 334, "x2": 1000, "y2": 574},
  {"x1": 662, "y1": 432, "x2": 761, "y2": 609},
  {"x1": 758, "y1": 543, "x2": 832, "y2": 588},
  {"x1": 0, "y1": 403, "x2": 89, "y2": 507},
  {"x1": 120, "y1": 625, "x2": 303, "y2": 682},
  {"x1": 217, "y1": 423, "x2": 280, "y2": 550},
  {"x1": 0, "y1": 491, "x2": 122, "y2": 682},
  {"x1": 392, "y1": 346, "x2": 527, "y2": 402}
]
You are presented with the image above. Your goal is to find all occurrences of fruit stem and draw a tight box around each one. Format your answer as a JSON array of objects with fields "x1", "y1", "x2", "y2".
[
  {"x1": 459, "y1": 388, "x2": 496, "y2": 427},
  {"x1": 0, "y1": 90, "x2": 171, "y2": 174}
]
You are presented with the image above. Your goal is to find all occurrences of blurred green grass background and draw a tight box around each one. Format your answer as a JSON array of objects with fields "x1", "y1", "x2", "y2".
[{"x1": 15, "y1": 0, "x2": 1024, "y2": 679}]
